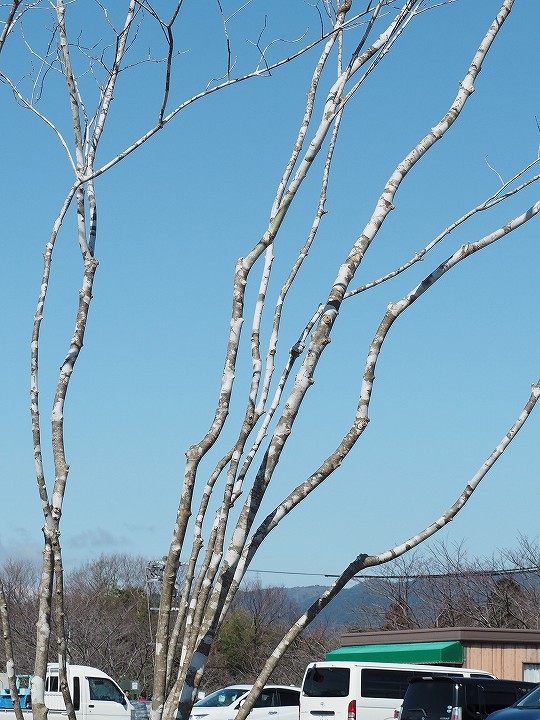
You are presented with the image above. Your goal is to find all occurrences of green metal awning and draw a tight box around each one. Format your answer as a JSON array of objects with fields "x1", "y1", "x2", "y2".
[{"x1": 326, "y1": 641, "x2": 464, "y2": 664}]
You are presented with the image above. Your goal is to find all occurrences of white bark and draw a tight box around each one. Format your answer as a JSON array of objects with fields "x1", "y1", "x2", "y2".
[
  {"x1": 0, "y1": 580, "x2": 24, "y2": 720},
  {"x1": 1, "y1": 3, "x2": 538, "y2": 720},
  {"x1": 235, "y1": 376, "x2": 540, "y2": 720}
]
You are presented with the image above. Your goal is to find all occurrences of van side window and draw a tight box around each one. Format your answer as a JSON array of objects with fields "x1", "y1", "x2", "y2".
[
  {"x1": 47, "y1": 677, "x2": 59, "y2": 693},
  {"x1": 73, "y1": 677, "x2": 80, "y2": 711},
  {"x1": 361, "y1": 670, "x2": 412, "y2": 700},
  {"x1": 303, "y1": 668, "x2": 350, "y2": 698}
]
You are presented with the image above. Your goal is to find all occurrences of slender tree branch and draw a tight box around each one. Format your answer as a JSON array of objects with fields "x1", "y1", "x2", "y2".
[
  {"x1": 0, "y1": 578, "x2": 24, "y2": 720},
  {"x1": 237, "y1": 375, "x2": 540, "y2": 719}
]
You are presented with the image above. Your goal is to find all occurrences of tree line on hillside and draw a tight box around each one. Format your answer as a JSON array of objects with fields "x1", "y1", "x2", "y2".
[
  {"x1": 2, "y1": 539, "x2": 540, "y2": 696},
  {"x1": 0, "y1": 553, "x2": 340, "y2": 697},
  {"x1": 351, "y1": 537, "x2": 540, "y2": 632}
]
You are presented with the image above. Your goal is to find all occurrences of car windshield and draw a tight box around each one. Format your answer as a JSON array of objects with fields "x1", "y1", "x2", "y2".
[
  {"x1": 516, "y1": 686, "x2": 540, "y2": 709},
  {"x1": 194, "y1": 688, "x2": 248, "y2": 708}
]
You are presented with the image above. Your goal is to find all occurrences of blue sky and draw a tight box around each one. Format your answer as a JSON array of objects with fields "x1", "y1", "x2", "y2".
[{"x1": 1, "y1": 0, "x2": 539, "y2": 588}]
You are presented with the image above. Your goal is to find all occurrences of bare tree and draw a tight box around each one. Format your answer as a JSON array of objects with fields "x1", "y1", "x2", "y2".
[
  {"x1": 207, "y1": 580, "x2": 330, "y2": 689},
  {"x1": 348, "y1": 539, "x2": 540, "y2": 632},
  {"x1": 0, "y1": 560, "x2": 40, "y2": 672},
  {"x1": 356, "y1": 552, "x2": 428, "y2": 630},
  {"x1": 0, "y1": 577, "x2": 25, "y2": 720},
  {"x1": 1, "y1": 2, "x2": 539, "y2": 720},
  {"x1": 63, "y1": 555, "x2": 151, "y2": 684}
]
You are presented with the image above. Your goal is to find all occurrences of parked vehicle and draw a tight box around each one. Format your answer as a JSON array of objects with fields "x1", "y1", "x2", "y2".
[
  {"x1": 485, "y1": 682, "x2": 540, "y2": 720},
  {"x1": 190, "y1": 684, "x2": 301, "y2": 720},
  {"x1": 130, "y1": 699, "x2": 152, "y2": 720},
  {"x1": 0, "y1": 663, "x2": 132, "y2": 720},
  {"x1": 398, "y1": 675, "x2": 535, "y2": 720},
  {"x1": 300, "y1": 661, "x2": 496, "y2": 720}
]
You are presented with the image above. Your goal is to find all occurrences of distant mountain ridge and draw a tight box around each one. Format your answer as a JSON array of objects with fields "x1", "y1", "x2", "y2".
[
  {"x1": 279, "y1": 571, "x2": 540, "y2": 631},
  {"x1": 282, "y1": 582, "x2": 381, "y2": 629}
]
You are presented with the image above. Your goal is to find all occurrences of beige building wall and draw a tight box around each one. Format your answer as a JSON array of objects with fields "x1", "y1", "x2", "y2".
[{"x1": 465, "y1": 643, "x2": 540, "y2": 681}]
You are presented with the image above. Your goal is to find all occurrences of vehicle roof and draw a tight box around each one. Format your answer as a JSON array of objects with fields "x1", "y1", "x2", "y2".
[
  {"x1": 217, "y1": 685, "x2": 300, "y2": 691},
  {"x1": 487, "y1": 708, "x2": 540, "y2": 720},
  {"x1": 306, "y1": 661, "x2": 494, "y2": 675},
  {"x1": 46, "y1": 664, "x2": 112, "y2": 679},
  {"x1": 407, "y1": 676, "x2": 534, "y2": 686}
]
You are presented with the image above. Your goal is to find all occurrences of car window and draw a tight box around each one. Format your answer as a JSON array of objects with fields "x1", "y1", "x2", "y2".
[
  {"x1": 195, "y1": 688, "x2": 248, "y2": 708},
  {"x1": 479, "y1": 688, "x2": 521, "y2": 715},
  {"x1": 277, "y1": 690, "x2": 300, "y2": 707},
  {"x1": 254, "y1": 690, "x2": 276, "y2": 708},
  {"x1": 463, "y1": 684, "x2": 480, "y2": 717}
]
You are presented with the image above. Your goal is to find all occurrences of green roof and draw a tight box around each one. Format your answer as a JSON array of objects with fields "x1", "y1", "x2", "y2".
[{"x1": 326, "y1": 641, "x2": 464, "y2": 664}]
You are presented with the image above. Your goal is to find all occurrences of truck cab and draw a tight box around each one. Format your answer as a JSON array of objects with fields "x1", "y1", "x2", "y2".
[{"x1": 44, "y1": 664, "x2": 132, "y2": 720}]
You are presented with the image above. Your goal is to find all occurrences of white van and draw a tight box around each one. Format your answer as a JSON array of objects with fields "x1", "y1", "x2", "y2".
[{"x1": 300, "y1": 661, "x2": 496, "y2": 720}]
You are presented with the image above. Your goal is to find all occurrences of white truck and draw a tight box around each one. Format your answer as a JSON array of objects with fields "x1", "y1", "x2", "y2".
[{"x1": 0, "y1": 664, "x2": 132, "y2": 720}]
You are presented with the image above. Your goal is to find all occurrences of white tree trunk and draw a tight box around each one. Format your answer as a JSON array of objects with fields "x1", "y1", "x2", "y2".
[{"x1": 1, "y1": 3, "x2": 537, "y2": 720}]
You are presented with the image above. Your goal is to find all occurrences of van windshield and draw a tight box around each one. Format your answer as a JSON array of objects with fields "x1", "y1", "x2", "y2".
[{"x1": 303, "y1": 668, "x2": 350, "y2": 698}]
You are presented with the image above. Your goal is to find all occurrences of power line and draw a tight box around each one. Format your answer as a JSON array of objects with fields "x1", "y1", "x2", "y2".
[
  {"x1": 244, "y1": 565, "x2": 540, "y2": 581},
  {"x1": 246, "y1": 568, "x2": 328, "y2": 577},
  {"x1": 147, "y1": 561, "x2": 539, "y2": 584}
]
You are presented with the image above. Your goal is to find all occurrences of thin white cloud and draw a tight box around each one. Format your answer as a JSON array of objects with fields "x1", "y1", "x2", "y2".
[
  {"x1": 69, "y1": 527, "x2": 130, "y2": 549},
  {"x1": 0, "y1": 529, "x2": 42, "y2": 565}
]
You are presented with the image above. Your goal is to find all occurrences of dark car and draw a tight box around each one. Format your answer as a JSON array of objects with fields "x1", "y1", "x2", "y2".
[
  {"x1": 399, "y1": 675, "x2": 536, "y2": 720},
  {"x1": 486, "y1": 684, "x2": 540, "y2": 720}
]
